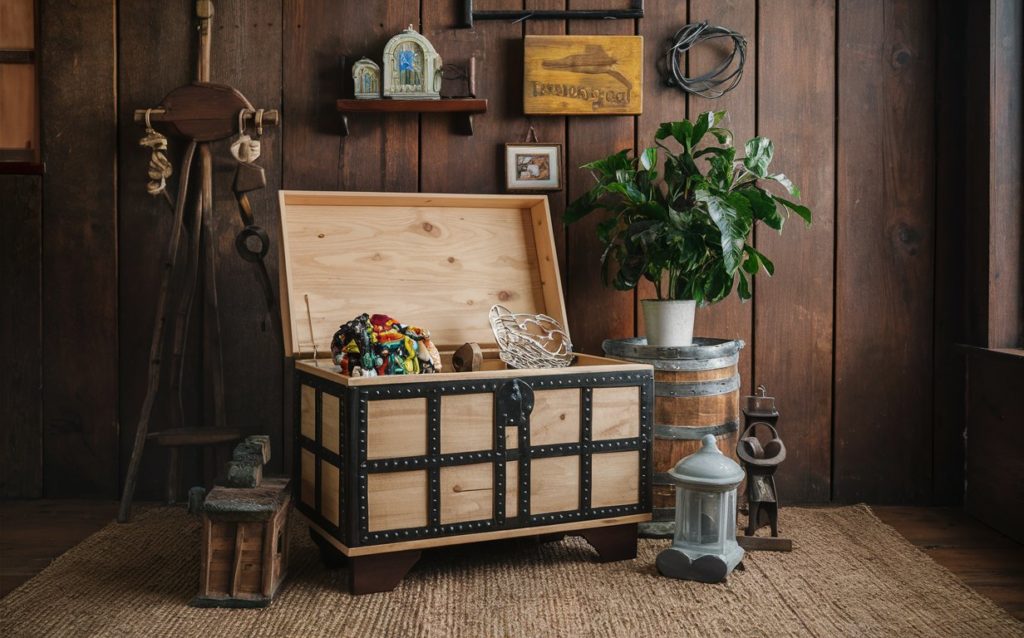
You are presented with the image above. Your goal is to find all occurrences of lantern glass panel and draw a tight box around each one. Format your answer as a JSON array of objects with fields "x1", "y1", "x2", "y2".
[{"x1": 676, "y1": 489, "x2": 725, "y2": 552}]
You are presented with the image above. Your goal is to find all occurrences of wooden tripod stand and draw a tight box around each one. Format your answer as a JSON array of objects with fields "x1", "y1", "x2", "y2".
[{"x1": 118, "y1": 1, "x2": 280, "y2": 523}]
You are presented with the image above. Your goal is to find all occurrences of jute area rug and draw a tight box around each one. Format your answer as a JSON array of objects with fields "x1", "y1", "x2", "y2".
[{"x1": 2, "y1": 505, "x2": 1021, "y2": 637}]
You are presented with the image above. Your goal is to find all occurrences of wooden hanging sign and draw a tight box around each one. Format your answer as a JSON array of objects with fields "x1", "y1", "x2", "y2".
[{"x1": 523, "y1": 35, "x2": 643, "y2": 116}]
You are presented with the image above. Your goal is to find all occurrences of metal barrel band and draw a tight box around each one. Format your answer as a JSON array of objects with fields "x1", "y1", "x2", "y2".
[
  {"x1": 607, "y1": 352, "x2": 739, "y2": 372},
  {"x1": 654, "y1": 421, "x2": 738, "y2": 440},
  {"x1": 654, "y1": 374, "x2": 741, "y2": 398},
  {"x1": 602, "y1": 337, "x2": 744, "y2": 361}
]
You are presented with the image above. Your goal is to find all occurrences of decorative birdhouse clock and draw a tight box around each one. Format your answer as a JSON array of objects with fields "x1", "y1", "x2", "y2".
[
  {"x1": 383, "y1": 25, "x2": 442, "y2": 99},
  {"x1": 352, "y1": 58, "x2": 381, "y2": 99}
]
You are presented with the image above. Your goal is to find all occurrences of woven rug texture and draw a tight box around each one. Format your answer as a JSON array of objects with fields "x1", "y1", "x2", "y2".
[{"x1": 1, "y1": 505, "x2": 1021, "y2": 637}]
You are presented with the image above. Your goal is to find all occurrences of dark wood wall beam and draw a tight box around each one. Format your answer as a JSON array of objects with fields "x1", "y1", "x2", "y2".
[
  {"x1": 0, "y1": 175, "x2": 43, "y2": 498},
  {"x1": 833, "y1": 0, "x2": 936, "y2": 503},
  {"x1": 931, "y1": 0, "x2": 970, "y2": 505},
  {"x1": 39, "y1": 0, "x2": 119, "y2": 498},
  {"x1": 118, "y1": 0, "x2": 198, "y2": 501},
  {"x1": 964, "y1": 0, "x2": 993, "y2": 348},
  {"x1": 755, "y1": 0, "x2": 835, "y2": 503}
]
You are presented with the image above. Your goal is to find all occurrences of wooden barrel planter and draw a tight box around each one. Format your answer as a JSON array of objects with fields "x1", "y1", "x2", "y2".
[{"x1": 602, "y1": 338, "x2": 744, "y2": 537}]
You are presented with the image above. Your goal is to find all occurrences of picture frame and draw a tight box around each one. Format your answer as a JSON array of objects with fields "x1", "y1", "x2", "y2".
[{"x1": 504, "y1": 143, "x2": 563, "y2": 192}]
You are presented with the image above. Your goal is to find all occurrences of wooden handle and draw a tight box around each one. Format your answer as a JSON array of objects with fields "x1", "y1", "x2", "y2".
[{"x1": 134, "y1": 107, "x2": 280, "y2": 127}]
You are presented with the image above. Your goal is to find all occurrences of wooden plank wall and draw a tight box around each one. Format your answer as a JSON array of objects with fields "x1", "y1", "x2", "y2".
[
  {"x1": 0, "y1": 174, "x2": 42, "y2": 497},
  {"x1": 38, "y1": 0, "x2": 120, "y2": 497},
  {"x1": 834, "y1": 0, "x2": 935, "y2": 502},
  {"x1": 5, "y1": 0, "x2": 949, "y2": 504}
]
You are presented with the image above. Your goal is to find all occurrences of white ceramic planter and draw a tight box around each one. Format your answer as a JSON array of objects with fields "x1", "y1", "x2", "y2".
[{"x1": 641, "y1": 299, "x2": 696, "y2": 347}]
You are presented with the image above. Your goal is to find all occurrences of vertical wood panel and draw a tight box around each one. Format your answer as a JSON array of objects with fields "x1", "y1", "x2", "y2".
[
  {"x1": 119, "y1": 0, "x2": 285, "y2": 495},
  {"x1": 207, "y1": 0, "x2": 285, "y2": 475},
  {"x1": 421, "y1": 0, "x2": 517, "y2": 195},
  {"x1": 40, "y1": 0, "x2": 119, "y2": 497},
  {"x1": 0, "y1": 0, "x2": 35, "y2": 48},
  {"x1": 564, "y1": 0, "x2": 635, "y2": 354},
  {"x1": 756, "y1": 0, "x2": 834, "y2": 503},
  {"x1": 964, "y1": 349, "x2": 1024, "y2": 543},
  {"x1": 0, "y1": 174, "x2": 42, "y2": 497},
  {"x1": 834, "y1": 0, "x2": 935, "y2": 503},
  {"x1": 963, "y1": 0, "x2": 991, "y2": 348},
  {"x1": 931, "y1": 0, "x2": 968, "y2": 504},
  {"x1": 118, "y1": 0, "x2": 196, "y2": 499},
  {"x1": 987, "y1": 0, "x2": 1022, "y2": 349},
  {"x1": 0, "y1": 64, "x2": 37, "y2": 153},
  {"x1": 524, "y1": 0, "x2": 568, "y2": 292},
  {"x1": 282, "y1": 0, "x2": 418, "y2": 192}
]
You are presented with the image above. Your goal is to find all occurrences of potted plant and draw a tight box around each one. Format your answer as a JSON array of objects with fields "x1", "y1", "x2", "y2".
[{"x1": 565, "y1": 110, "x2": 812, "y2": 347}]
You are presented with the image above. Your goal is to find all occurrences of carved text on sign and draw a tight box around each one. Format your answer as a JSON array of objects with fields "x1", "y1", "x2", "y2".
[{"x1": 524, "y1": 35, "x2": 643, "y2": 116}]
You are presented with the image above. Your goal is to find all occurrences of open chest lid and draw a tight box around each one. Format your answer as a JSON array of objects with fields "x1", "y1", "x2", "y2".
[{"x1": 277, "y1": 191, "x2": 568, "y2": 358}]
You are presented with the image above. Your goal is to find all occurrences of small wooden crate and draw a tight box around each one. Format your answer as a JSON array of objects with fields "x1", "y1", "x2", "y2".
[
  {"x1": 192, "y1": 477, "x2": 292, "y2": 608},
  {"x1": 278, "y1": 191, "x2": 654, "y2": 594}
]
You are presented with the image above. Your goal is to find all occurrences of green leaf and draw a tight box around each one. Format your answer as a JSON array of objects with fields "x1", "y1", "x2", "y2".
[
  {"x1": 595, "y1": 216, "x2": 620, "y2": 244},
  {"x1": 625, "y1": 220, "x2": 661, "y2": 247},
  {"x1": 777, "y1": 196, "x2": 813, "y2": 225},
  {"x1": 736, "y1": 188, "x2": 783, "y2": 230},
  {"x1": 613, "y1": 248, "x2": 647, "y2": 290},
  {"x1": 696, "y1": 189, "x2": 753, "y2": 274},
  {"x1": 743, "y1": 137, "x2": 774, "y2": 178},
  {"x1": 639, "y1": 147, "x2": 657, "y2": 171},
  {"x1": 656, "y1": 121, "x2": 694, "y2": 149},
  {"x1": 768, "y1": 173, "x2": 800, "y2": 197},
  {"x1": 708, "y1": 127, "x2": 732, "y2": 145},
  {"x1": 693, "y1": 146, "x2": 734, "y2": 159},
  {"x1": 737, "y1": 271, "x2": 751, "y2": 300},
  {"x1": 605, "y1": 181, "x2": 646, "y2": 204},
  {"x1": 753, "y1": 247, "x2": 775, "y2": 275},
  {"x1": 564, "y1": 190, "x2": 599, "y2": 224},
  {"x1": 742, "y1": 246, "x2": 760, "y2": 275},
  {"x1": 691, "y1": 111, "x2": 713, "y2": 147}
]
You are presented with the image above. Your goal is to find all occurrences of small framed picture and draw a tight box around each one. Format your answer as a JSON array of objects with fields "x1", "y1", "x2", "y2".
[{"x1": 504, "y1": 143, "x2": 563, "y2": 192}]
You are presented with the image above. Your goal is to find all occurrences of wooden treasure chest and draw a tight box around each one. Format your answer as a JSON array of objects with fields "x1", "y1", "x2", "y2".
[{"x1": 277, "y1": 191, "x2": 654, "y2": 594}]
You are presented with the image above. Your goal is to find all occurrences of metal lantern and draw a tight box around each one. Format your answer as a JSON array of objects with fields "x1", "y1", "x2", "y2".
[{"x1": 656, "y1": 434, "x2": 745, "y2": 583}]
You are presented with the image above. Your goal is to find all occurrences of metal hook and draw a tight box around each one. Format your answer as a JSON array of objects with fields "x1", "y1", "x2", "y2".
[
  {"x1": 237, "y1": 108, "x2": 248, "y2": 136},
  {"x1": 255, "y1": 109, "x2": 265, "y2": 137}
]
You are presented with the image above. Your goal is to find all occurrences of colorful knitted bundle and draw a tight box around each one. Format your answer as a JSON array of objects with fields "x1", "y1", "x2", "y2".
[{"x1": 330, "y1": 313, "x2": 441, "y2": 377}]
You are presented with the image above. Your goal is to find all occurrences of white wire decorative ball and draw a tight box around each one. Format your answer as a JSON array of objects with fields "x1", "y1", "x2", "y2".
[{"x1": 488, "y1": 304, "x2": 574, "y2": 369}]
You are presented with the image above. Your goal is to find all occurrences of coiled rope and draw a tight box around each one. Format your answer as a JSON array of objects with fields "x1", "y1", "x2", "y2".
[{"x1": 661, "y1": 21, "x2": 747, "y2": 99}]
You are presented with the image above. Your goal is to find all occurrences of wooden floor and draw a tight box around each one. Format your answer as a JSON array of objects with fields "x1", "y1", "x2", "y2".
[
  {"x1": 873, "y1": 506, "x2": 1024, "y2": 622},
  {"x1": 0, "y1": 502, "x2": 1021, "y2": 621}
]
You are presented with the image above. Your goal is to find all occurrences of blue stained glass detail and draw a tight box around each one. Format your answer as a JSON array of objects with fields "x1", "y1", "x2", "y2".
[{"x1": 399, "y1": 50, "x2": 415, "y2": 71}]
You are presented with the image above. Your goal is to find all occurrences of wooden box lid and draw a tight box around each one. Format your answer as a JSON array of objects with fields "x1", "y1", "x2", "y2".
[{"x1": 277, "y1": 191, "x2": 567, "y2": 358}]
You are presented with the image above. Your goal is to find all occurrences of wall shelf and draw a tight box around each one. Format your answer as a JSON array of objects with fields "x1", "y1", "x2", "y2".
[{"x1": 336, "y1": 98, "x2": 487, "y2": 136}]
